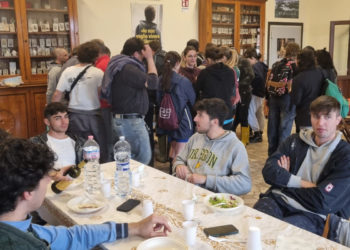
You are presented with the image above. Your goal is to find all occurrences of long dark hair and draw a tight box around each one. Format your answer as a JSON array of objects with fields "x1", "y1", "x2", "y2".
[
  {"x1": 161, "y1": 51, "x2": 181, "y2": 92},
  {"x1": 315, "y1": 48, "x2": 337, "y2": 76},
  {"x1": 297, "y1": 48, "x2": 316, "y2": 72}
]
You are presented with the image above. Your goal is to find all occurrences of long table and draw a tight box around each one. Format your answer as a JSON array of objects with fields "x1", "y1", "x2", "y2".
[{"x1": 41, "y1": 160, "x2": 348, "y2": 249}]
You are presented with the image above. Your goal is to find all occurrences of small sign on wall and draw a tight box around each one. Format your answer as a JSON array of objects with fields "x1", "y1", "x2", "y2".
[{"x1": 182, "y1": 0, "x2": 189, "y2": 11}]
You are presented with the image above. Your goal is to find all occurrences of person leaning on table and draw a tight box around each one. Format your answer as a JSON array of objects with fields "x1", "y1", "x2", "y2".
[
  {"x1": 173, "y1": 98, "x2": 252, "y2": 195},
  {"x1": 0, "y1": 137, "x2": 171, "y2": 250}
]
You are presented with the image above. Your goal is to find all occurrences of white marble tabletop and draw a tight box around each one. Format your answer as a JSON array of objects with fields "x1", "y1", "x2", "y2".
[{"x1": 41, "y1": 160, "x2": 348, "y2": 250}]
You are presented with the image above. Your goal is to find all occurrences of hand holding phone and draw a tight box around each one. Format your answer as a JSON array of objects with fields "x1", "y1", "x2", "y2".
[
  {"x1": 203, "y1": 224, "x2": 239, "y2": 237},
  {"x1": 116, "y1": 199, "x2": 140, "y2": 212}
]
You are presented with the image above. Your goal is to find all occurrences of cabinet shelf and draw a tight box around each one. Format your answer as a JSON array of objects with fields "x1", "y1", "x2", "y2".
[
  {"x1": 0, "y1": 7, "x2": 15, "y2": 10},
  {"x1": 241, "y1": 12, "x2": 260, "y2": 15},
  {"x1": 26, "y1": 8, "x2": 68, "y2": 13},
  {"x1": 240, "y1": 24, "x2": 260, "y2": 27},
  {"x1": 28, "y1": 31, "x2": 70, "y2": 35},
  {"x1": 0, "y1": 32, "x2": 17, "y2": 35},
  {"x1": 30, "y1": 55, "x2": 53, "y2": 59},
  {"x1": 212, "y1": 22, "x2": 234, "y2": 26},
  {"x1": 212, "y1": 10, "x2": 234, "y2": 14},
  {"x1": 212, "y1": 33, "x2": 233, "y2": 37},
  {"x1": 0, "y1": 56, "x2": 19, "y2": 59}
]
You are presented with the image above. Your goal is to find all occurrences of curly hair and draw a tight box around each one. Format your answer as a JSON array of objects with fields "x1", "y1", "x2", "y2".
[
  {"x1": 77, "y1": 41, "x2": 100, "y2": 64},
  {"x1": 194, "y1": 98, "x2": 228, "y2": 127},
  {"x1": 44, "y1": 102, "x2": 68, "y2": 119},
  {"x1": 0, "y1": 138, "x2": 55, "y2": 215},
  {"x1": 285, "y1": 42, "x2": 300, "y2": 58}
]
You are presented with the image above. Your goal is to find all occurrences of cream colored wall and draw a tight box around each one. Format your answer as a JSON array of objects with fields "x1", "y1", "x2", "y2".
[
  {"x1": 265, "y1": 0, "x2": 350, "y2": 56},
  {"x1": 77, "y1": 0, "x2": 198, "y2": 55},
  {"x1": 77, "y1": 0, "x2": 350, "y2": 59}
]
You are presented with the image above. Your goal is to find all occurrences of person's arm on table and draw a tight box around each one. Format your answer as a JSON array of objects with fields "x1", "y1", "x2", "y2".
[
  {"x1": 34, "y1": 214, "x2": 171, "y2": 249},
  {"x1": 173, "y1": 136, "x2": 194, "y2": 178}
]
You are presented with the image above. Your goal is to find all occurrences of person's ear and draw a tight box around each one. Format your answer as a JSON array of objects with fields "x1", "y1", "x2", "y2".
[
  {"x1": 22, "y1": 191, "x2": 33, "y2": 201},
  {"x1": 44, "y1": 118, "x2": 50, "y2": 127},
  {"x1": 336, "y1": 114, "x2": 342, "y2": 126}
]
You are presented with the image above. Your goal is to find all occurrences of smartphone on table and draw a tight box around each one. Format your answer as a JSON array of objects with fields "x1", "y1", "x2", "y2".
[
  {"x1": 116, "y1": 199, "x2": 141, "y2": 212},
  {"x1": 203, "y1": 224, "x2": 239, "y2": 237}
]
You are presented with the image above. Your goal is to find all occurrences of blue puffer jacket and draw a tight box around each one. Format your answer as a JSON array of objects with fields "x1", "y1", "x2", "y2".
[{"x1": 157, "y1": 72, "x2": 196, "y2": 140}]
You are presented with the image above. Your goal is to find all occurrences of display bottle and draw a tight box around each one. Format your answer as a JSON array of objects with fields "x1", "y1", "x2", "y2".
[
  {"x1": 114, "y1": 136, "x2": 132, "y2": 197},
  {"x1": 83, "y1": 135, "x2": 101, "y2": 196},
  {"x1": 51, "y1": 160, "x2": 87, "y2": 194}
]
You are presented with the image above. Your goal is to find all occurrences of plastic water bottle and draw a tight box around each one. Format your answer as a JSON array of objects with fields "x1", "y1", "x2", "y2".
[
  {"x1": 114, "y1": 136, "x2": 132, "y2": 198},
  {"x1": 83, "y1": 135, "x2": 101, "y2": 196}
]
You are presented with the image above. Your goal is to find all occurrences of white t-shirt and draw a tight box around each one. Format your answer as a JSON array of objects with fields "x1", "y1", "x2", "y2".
[
  {"x1": 56, "y1": 65, "x2": 103, "y2": 110},
  {"x1": 47, "y1": 134, "x2": 76, "y2": 170}
]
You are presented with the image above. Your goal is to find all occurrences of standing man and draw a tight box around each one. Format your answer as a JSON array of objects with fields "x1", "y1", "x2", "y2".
[
  {"x1": 254, "y1": 96, "x2": 350, "y2": 237},
  {"x1": 0, "y1": 137, "x2": 171, "y2": 249},
  {"x1": 46, "y1": 48, "x2": 68, "y2": 104},
  {"x1": 30, "y1": 102, "x2": 85, "y2": 181},
  {"x1": 101, "y1": 37, "x2": 158, "y2": 165},
  {"x1": 173, "y1": 98, "x2": 251, "y2": 195}
]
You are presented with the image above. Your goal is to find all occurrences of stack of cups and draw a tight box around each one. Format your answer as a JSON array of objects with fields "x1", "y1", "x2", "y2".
[
  {"x1": 182, "y1": 199, "x2": 197, "y2": 247},
  {"x1": 247, "y1": 226, "x2": 262, "y2": 250}
]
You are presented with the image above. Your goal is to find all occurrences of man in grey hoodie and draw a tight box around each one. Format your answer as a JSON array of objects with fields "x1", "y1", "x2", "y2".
[
  {"x1": 254, "y1": 95, "x2": 350, "y2": 240},
  {"x1": 173, "y1": 98, "x2": 251, "y2": 195}
]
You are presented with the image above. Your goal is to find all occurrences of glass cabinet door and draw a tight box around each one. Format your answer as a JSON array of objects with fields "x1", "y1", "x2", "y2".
[
  {"x1": 211, "y1": 3, "x2": 235, "y2": 47},
  {"x1": 25, "y1": 0, "x2": 71, "y2": 78},
  {"x1": 0, "y1": 0, "x2": 21, "y2": 79},
  {"x1": 239, "y1": 4, "x2": 261, "y2": 55}
]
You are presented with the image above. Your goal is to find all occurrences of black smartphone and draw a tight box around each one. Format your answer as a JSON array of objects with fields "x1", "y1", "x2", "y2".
[
  {"x1": 203, "y1": 224, "x2": 239, "y2": 237},
  {"x1": 116, "y1": 199, "x2": 141, "y2": 212}
]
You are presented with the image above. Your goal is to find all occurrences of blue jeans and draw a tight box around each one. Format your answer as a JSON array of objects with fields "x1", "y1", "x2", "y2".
[
  {"x1": 267, "y1": 94, "x2": 295, "y2": 156},
  {"x1": 254, "y1": 193, "x2": 325, "y2": 236},
  {"x1": 112, "y1": 117, "x2": 152, "y2": 165}
]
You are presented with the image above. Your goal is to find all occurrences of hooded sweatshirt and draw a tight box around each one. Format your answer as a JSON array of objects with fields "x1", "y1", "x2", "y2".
[
  {"x1": 173, "y1": 131, "x2": 251, "y2": 195},
  {"x1": 195, "y1": 62, "x2": 235, "y2": 119}
]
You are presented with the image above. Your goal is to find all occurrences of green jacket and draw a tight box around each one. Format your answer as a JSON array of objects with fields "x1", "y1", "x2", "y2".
[{"x1": 0, "y1": 222, "x2": 49, "y2": 250}]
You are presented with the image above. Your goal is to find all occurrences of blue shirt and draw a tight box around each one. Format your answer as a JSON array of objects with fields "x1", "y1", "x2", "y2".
[{"x1": 2, "y1": 216, "x2": 128, "y2": 249}]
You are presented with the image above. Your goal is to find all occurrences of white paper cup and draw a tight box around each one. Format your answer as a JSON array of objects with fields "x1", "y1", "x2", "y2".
[
  {"x1": 142, "y1": 199, "x2": 153, "y2": 218},
  {"x1": 132, "y1": 171, "x2": 140, "y2": 187},
  {"x1": 183, "y1": 220, "x2": 198, "y2": 247},
  {"x1": 247, "y1": 226, "x2": 262, "y2": 250},
  {"x1": 101, "y1": 180, "x2": 111, "y2": 198},
  {"x1": 182, "y1": 200, "x2": 195, "y2": 221}
]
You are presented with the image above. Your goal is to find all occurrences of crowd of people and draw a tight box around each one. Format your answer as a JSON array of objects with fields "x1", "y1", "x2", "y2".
[{"x1": 1, "y1": 35, "x2": 350, "y2": 248}]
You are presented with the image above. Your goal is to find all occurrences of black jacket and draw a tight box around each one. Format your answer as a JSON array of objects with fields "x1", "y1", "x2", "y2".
[
  {"x1": 196, "y1": 62, "x2": 235, "y2": 118},
  {"x1": 291, "y1": 67, "x2": 323, "y2": 127},
  {"x1": 262, "y1": 134, "x2": 350, "y2": 219},
  {"x1": 251, "y1": 61, "x2": 268, "y2": 97}
]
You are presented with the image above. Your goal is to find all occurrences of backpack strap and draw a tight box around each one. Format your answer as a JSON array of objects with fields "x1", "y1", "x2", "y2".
[{"x1": 67, "y1": 65, "x2": 92, "y2": 96}]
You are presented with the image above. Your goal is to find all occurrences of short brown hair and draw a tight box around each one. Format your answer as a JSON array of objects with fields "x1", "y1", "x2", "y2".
[
  {"x1": 285, "y1": 42, "x2": 300, "y2": 58},
  {"x1": 310, "y1": 95, "x2": 340, "y2": 116}
]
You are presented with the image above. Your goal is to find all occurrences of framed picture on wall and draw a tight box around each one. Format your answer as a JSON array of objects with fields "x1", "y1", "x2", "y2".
[{"x1": 267, "y1": 22, "x2": 303, "y2": 68}]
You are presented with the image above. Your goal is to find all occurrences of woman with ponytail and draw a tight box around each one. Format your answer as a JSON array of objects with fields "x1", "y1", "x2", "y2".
[{"x1": 157, "y1": 51, "x2": 196, "y2": 166}]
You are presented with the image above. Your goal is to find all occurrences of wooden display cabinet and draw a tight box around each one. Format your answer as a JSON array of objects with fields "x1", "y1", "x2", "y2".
[
  {"x1": 0, "y1": 0, "x2": 79, "y2": 138},
  {"x1": 199, "y1": 0, "x2": 266, "y2": 57}
]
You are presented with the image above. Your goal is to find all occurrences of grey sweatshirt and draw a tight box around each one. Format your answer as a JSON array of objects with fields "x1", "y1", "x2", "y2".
[{"x1": 173, "y1": 131, "x2": 251, "y2": 195}]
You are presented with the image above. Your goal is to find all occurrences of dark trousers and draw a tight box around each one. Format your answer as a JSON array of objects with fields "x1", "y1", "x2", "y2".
[
  {"x1": 254, "y1": 192, "x2": 325, "y2": 236},
  {"x1": 233, "y1": 92, "x2": 251, "y2": 131},
  {"x1": 267, "y1": 94, "x2": 295, "y2": 156},
  {"x1": 144, "y1": 103, "x2": 155, "y2": 167}
]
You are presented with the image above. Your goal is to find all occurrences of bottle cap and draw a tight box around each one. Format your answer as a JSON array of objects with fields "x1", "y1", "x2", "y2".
[
  {"x1": 119, "y1": 136, "x2": 125, "y2": 141},
  {"x1": 88, "y1": 135, "x2": 94, "y2": 140}
]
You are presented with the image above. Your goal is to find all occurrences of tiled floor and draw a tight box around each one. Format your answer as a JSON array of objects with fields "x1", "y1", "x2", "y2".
[{"x1": 153, "y1": 125, "x2": 270, "y2": 208}]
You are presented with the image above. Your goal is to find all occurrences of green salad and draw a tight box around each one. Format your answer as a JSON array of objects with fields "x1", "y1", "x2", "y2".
[{"x1": 209, "y1": 195, "x2": 240, "y2": 208}]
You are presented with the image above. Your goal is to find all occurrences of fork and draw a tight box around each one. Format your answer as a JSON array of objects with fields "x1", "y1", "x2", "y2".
[{"x1": 208, "y1": 235, "x2": 246, "y2": 244}]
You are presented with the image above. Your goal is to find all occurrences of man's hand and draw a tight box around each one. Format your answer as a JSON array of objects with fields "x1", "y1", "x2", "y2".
[
  {"x1": 175, "y1": 165, "x2": 191, "y2": 180},
  {"x1": 301, "y1": 180, "x2": 316, "y2": 188},
  {"x1": 187, "y1": 173, "x2": 207, "y2": 185},
  {"x1": 128, "y1": 214, "x2": 171, "y2": 238},
  {"x1": 277, "y1": 155, "x2": 290, "y2": 172},
  {"x1": 142, "y1": 45, "x2": 153, "y2": 60},
  {"x1": 50, "y1": 166, "x2": 72, "y2": 182}
]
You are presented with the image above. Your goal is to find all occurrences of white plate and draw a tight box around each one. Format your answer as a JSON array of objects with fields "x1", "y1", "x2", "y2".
[
  {"x1": 66, "y1": 178, "x2": 83, "y2": 190},
  {"x1": 137, "y1": 237, "x2": 187, "y2": 250},
  {"x1": 67, "y1": 196, "x2": 105, "y2": 214},
  {"x1": 204, "y1": 193, "x2": 244, "y2": 213}
]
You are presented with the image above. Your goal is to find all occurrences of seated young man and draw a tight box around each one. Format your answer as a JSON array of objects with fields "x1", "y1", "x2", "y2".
[
  {"x1": 173, "y1": 98, "x2": 251, "y2": 195},
  {"x1": 31, "y1": 102, "x2": 85, "y2": 181},
  {"x1": 254, "y1": 96, "x2": 350, "y2": 238},
  {"x1": 0, "y1": 137, "x2": 171, "y2": 249}
]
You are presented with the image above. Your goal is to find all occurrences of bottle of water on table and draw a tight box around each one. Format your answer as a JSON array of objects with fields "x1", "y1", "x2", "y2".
[
  {"x1": 83, "y1": 135, "x2": 101, "y2": 196},
  {"x1": 114, "y1": 136, "x2": 132, "y2": 198}
]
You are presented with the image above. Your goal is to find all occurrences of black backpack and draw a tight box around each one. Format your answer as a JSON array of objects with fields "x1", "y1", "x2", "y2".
[{"x1": 267, "y1": 59, "x2": 294, "y2": 96}]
